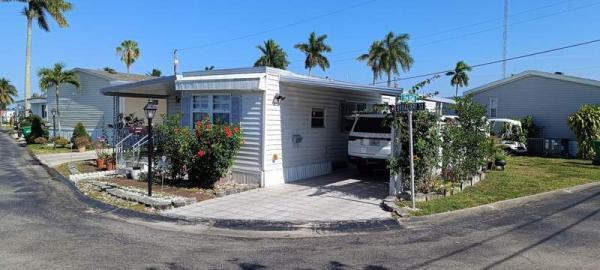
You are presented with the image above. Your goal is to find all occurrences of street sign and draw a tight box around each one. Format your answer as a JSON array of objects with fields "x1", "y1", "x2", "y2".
[
  {"x1": 397, "y1": 102, "x2": 426, "y2": 112},
  {"x1": 400, "y1": 93, "x2": 418, "y2": 103}
]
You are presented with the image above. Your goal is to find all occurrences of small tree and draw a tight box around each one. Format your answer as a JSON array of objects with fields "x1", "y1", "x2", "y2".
[
  {"x1": 520, "y1": 115, "x2": 539, "y2": 139},
  {"x1": 442, "y1": 95, "x2": 488, "y2": 184},
  {"x1": 27, "y1": 115, "x2": 45, "y2": 144},
  {"x1": 71, "y1": 122, "x2": 90, "y2": 143},
  {"x1": 568, "y1": 105, "x2": 600, "y2": 159}
]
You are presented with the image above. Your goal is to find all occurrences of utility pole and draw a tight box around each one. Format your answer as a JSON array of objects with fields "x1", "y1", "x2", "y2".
[
  {"x1": 173, "y1": 49, "x2": 179, "y2": 76},
  {"x1": 502, "y1": 0, "x2": 509, "y2": 78}
]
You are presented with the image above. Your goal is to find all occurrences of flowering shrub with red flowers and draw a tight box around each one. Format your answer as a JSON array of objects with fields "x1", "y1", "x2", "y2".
[{"x1": 188, "y1": 118, "x2": 244, "y2": 187}]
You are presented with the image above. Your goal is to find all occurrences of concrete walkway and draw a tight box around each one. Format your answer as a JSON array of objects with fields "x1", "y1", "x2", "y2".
[
  {"x1": 163, "y1": 170, "x2": 391, "y2": 222},
  {"x1": 35, "y1": 151, "x2": 97, "y2": 167}
]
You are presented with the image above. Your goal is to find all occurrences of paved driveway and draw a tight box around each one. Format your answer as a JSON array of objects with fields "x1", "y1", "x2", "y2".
[
  {"x1": 163, "y1": 170, "x2": 391, "y2": 222},
  {"x1": 36, "y1": 151, "x2": 97, "y2": 167}
]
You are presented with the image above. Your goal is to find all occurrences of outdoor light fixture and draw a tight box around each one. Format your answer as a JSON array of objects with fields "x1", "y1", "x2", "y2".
[
  {"x1": 144, "y1": 99, "x2": 159, "y2": 197},
  {"x1": 51, "y1": 108, "x2": 57, "y2": 150},
  {"x1": 273, "y1": 93, "x2": 286, "y2": 105}
]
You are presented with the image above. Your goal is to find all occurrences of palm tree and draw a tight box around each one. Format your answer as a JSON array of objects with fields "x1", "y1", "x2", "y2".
[
  {"x1": 0, "y1": 78, "x2": 17, "y2": 125},
  {"x1": 446, "y1": 61, "x2": 472, "y2": 97},
  {"x1": 146, "y1": 68, "x2": 162, "y2": 77},
  {"x1": 38, "y1": 63, "x2": 80, "y2": 135},
  {"x1": 116, "y1": 40, "x2": 140, "y2": 73},
  {"x1": 357, "y1": 40, "x2": 385, "y2": 85},
  {"x1": 294, "y1": 32, "x2": 332, "y2": 76},
  {"x1": 381, "y1": 32, "x2": 414, "y2": 87},
  {"x1": 4, "y1": 0, "x2": 73, "y2": 112},
  {"x1": 254, "y1": 39, "x2": 289, "y2": 70}
]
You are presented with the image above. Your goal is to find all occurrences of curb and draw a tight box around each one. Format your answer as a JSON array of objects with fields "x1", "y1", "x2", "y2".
[
  {"x1": 26, "y1": 147, "x2": 403, "y2": 234},
  {"x1": 401, "y1": 181, "x2": 600, "y2": 224}
]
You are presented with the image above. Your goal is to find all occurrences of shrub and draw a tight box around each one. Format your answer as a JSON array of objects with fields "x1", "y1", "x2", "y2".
[
  {"x1": 74, "y1": 136, "x2": 90, "y2": 148},
  {"x1": 155, "y1": 114, "x2": 196, "y2": 180},
  {"x1": 442, "y1": 95, "x2": 488, "y2": 184},
  {"x1": 34, "y1": 137, "x2": 48, "y2": 145},
  {"x1": 568, "y1": 105, "x2": 600, "y2": 159},
  {"x1": 71, "y1": 122, "x2": 90, "y2": 144},
  {"x1": 188, "y1": 118, "x2": 243, "y2": 188},
  {"x1": 520, "y1": 115, "x2": 539, "y2": 139},
  {"x1": 54, "y1": 136, "x2": 69, "y2": 147},
  {"x1": 388, "y1": 110, "x2": 442, "y2": 193},
  {"x1": 26, "y1": 115, "x2": 45, "y2": 144}
]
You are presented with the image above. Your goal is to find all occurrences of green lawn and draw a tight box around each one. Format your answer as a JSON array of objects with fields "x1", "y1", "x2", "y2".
[
  {"x1": 409, "y1": 156, "x2": 600, "y2": 216},
  {"x1": 27, "y1": 144, "x2": 77, "y2": 155}
]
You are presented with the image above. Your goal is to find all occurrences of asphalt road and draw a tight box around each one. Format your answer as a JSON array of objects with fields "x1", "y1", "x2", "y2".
[{"x1": 1, "y1": 131, "x2": 599, "y2": 269}]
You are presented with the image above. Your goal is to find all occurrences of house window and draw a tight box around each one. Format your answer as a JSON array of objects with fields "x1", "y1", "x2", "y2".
[
  {"x1": 490, "y1": 98, "x2": 498, "y2": 118},
  {"x1": 41, "y1": 105, "x2": 47, "y2": 119},
  {"x1": 311, "y1": 108, "x2": 325, "y2": 128},
  {"x1": 191, "y1": 94, "x2": 231, "y2": 125}
]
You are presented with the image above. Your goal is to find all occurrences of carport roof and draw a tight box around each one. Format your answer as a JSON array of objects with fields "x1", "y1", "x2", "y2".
[{"x1": 100, "y1": 75, "x2": 176, "y2": 98}]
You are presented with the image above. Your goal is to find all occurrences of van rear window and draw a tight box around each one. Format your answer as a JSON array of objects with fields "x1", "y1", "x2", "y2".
[{"x1": 353, "y1": 118, "x2": 391, "y2": 133}]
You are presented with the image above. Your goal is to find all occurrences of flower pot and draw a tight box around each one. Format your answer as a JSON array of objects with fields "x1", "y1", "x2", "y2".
[
  {"x1": 97, "y1": 158, "x2": 106, "y2": 169},
  {"x1": 106, "y1": 161, "x2": 115, "y2": 171},
  {"x1": 78, "y1": 146, "x2": 86, "y2": 153}
]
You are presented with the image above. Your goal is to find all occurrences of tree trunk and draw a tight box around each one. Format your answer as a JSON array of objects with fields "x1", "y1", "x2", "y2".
[
  {"x1": 308, "y1": 67, "x2": 312, "y2": 77},
  {"x1": 24, "y1": 18, "x2": 33, "y2": 112},
  {"x1": 127, "y1": 64, "x2": 130, "y2": 74},
  {"x1": 387, "y1": 72, "x2": 392, "y2": 87},
  {"x1": 455, "y1": 85, "x2": 459, "y2": 97},
  {"x1": 56, "y1": 86, "x2": 61, "y2": 136}
]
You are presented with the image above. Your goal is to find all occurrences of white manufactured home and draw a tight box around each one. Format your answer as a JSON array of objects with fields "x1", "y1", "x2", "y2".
[{"x1": 102, "y1": 67, "x2": 451, "y2": 187}]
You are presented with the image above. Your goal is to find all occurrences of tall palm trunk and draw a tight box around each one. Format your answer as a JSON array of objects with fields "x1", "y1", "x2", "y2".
[
  {"x1": 55, "y1": 85, "x2": 61, "y2": 136},
  {"x1": 24, "y1": 17, "x2": 33, "y2": 112},
  {"x1": 387, "y1": 72, "x2": 392, "y2": 87},
  {"x1": 308, "y1": 67, "x2": 312, "y2": 76},
  {"x1": 455, "y1": 85, "x2": 459, "y2": 97},
  {"x1": 372, "y1": 72, "x2": 376, "y2": 85}
]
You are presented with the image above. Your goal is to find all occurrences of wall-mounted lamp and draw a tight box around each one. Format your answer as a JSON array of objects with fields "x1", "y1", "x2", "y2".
[{"x1": 273, "y1": 93, "x2": 286, "y2": 105}]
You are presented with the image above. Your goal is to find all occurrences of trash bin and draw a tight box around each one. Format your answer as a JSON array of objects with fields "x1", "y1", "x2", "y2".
[
  {"x1": 22, "y1": 125, "x2": 32, "y2": 138},
  {"x1": 593, "y1": 140, "x2": 600, "y2": 165}
]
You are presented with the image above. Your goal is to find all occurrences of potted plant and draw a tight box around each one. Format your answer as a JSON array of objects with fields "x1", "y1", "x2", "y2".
[
  {"x1": 74, "y1": 136, "x2": 90, "y2": 153},
  {"x1": 494, "y1": 150, "x2": 508, "y2": 171},
  {"x1": 105, "y1": 153, "x2": 117, "y2": 171},
  {"x1": 96, "y1": 153, "x2": 110, "y2": 169}
]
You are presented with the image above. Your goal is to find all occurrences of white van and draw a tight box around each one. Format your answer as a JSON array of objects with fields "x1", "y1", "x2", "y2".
[{"x1": 347, "y1": 114, "x2": 392, "y2": 173}]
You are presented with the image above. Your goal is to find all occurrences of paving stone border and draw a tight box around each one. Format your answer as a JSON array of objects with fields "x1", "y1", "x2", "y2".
[
  {"x1": 87, "y1": 180, "x2": 196, "y2": 210},
  {"x1": 69, "y1": 169, "x2": 118, "y2": 182}
]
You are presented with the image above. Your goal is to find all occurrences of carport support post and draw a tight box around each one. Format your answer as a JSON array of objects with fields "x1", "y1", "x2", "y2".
[
  {"x1": 408, "y1": 110, "x2": 416, "y2": 209},
  {"x1": 389, "y1": 127, "x2": 401, "y2": 196}
]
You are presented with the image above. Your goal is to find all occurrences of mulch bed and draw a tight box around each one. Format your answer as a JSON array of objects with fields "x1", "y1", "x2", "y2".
[{"x1": 101, "y1": 177, "x2": 216, "y2": 202}]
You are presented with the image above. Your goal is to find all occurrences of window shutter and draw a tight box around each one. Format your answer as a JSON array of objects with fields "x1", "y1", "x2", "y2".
[
  {"x1": 180, "y1": 95, "x2": 191, "y2": 128},
  {"x1": 231, "y1": 95, "x2": 242, "y2": 125}
]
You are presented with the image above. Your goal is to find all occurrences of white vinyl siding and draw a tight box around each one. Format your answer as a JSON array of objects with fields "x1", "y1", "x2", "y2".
[{"x1": 46, "y1": 72, "x2": 114, "y2": 139}]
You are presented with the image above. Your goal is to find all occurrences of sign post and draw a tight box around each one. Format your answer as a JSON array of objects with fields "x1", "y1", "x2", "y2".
[{"x1": 399, "y1": 93, "x2": 419, "y2": 209}]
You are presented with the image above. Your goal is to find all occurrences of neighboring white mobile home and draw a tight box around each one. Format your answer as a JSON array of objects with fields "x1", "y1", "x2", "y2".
[
  {"x1": 102, "y1": 67, "x2": 451, "y2": 187},
  {"x1": 46, "y1": 68, "x2": 166, "y2": 139}
]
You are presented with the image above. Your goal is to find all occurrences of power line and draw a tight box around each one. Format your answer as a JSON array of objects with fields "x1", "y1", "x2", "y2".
[
  {"x1": 177, "y1": 0, "x2": 377, "y2": 51},
  {"x1": 324, "y1": 0, "x2": 580, "y2": 59},
  {"x1": 326, "y1": 0, "x2": 600, "y2": 65},
  {"x1": 373, "y1": 38, "x2": 600, "y2": 84}
]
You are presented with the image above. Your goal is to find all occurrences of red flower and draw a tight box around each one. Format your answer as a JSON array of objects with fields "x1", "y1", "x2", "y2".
[
  {"x1": 224, "y1": 127, "x2": 232, "y2": 138},
  {"x1": 197, "y1": 149, "x2": 205, "y2": 158},
  {"x1": 233, "y1": 127, "x2": 240, "y2": 133},
  {"x1": 205, "y1": 123, "x2": 211, "y2": 130}
]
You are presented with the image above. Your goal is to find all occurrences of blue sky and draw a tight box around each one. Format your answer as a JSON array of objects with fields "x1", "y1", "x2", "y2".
[{"x1": 1, "y1": 0, "x2": 600, "y2": 99}]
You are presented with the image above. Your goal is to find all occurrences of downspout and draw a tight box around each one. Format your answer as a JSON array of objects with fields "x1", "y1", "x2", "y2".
[{"x1": 260, "y1": 73, "x2": 270, "y2": 187}]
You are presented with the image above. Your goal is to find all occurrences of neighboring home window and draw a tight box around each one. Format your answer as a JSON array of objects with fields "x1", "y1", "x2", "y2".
[
  {"x1": 191, "y1": 94, "x2": 231, "y2": 125},
  {"x1": 311, "y1": 108, "x2": 325, "y2": 128},
  {"x1": 489, "y1": 98, "x2": 498, "y2": 118},
  {"x1": 41, "y1": 105, "x2": 47, "y2": 119}
]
